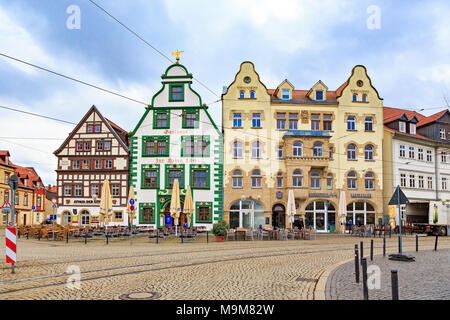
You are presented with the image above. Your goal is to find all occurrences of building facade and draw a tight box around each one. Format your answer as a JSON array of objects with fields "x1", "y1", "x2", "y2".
[
  {"x1": 54, "y1": 105, "x2": 130, "y2": 226},
  {"x1": 222, "y1": 62, "x2": 384, "y2": 232},
  {"x1": 130, "y1": 62, "x2": 223, "y2": 230}
]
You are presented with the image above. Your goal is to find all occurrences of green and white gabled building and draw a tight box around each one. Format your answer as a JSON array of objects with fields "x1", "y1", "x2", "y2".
[{"x1": 130, "y1": 62, "x2": 223, "y2": 230}]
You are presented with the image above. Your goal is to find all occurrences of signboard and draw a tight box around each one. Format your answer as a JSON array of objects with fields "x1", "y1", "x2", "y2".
[
  {"x1": 32, "y1": 206, "x2": 36, "y2": 210},
  {"x1": 1, "y1": 201, "x2": 11, "y2": 209},
  {"x1": 50, "y1": 215, "x2": 57, "y2": 220},
  {"x1": 388, "y1": 186, "x2": 410, "y2": 205},
  {"x1": 51, "y1": 198, "x2": 57, "y2": 205},
  {"x1": 165, "y1": 215, "x2": 172, "y2": 225},
  {"x1": 351, "y1": 193, "x2": 372, "y2": 198},
  {"x1": 6, "y1": 227, "x2": 16, "y2": 264},
  {"x1": 130, "y1": 199, "x2": 135, "y2": 205},
  {"x1": 309, "y1": 192, "x2": 337, "y2": 198},
  {"x1": 184, "y1": 223, "x2": 188, "y2": 227}
]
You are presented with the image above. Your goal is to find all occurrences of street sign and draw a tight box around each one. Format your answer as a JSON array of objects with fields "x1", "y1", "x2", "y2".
[
  {"x1": 388, "y1": 186, "x2": 410, "y2": 205},
  {"x1": 6, "y1": 227, "x2": 16, "y2": 264},
  {"x1": 1, "y1": 201, "x2": 11, "y2": 209},
  {"x1": 51, "y1": 198, "x2": 57, "y2": 205},
  {"x1": 32, "y1": 206, "x2": 36, "y2": 210},
  {"x1": 50, "y1": 215, "x2": 57, "y2": 220},
  {"x1": 165, "y1": 215, "x2": 172, "y2": 225},
  {"x1": 130, "y1": 199, "x2": 135, "y2": 205},
  {"x1": 130, "y1": 205, "x2": 135, "y2": 211}
]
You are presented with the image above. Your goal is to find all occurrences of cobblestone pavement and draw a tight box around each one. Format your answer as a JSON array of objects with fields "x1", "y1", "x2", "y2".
[
  {"x1": 1, "y1": 229, "x2": 449, "y2": 300},
  {"x1": 326, "y1": 245, "x2": 450, "y2": 300}
]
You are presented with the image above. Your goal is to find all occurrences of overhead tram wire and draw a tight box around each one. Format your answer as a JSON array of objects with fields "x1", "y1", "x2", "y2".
[{"x1": 0, "y1": 105, "x2": 77, "y2": 125}]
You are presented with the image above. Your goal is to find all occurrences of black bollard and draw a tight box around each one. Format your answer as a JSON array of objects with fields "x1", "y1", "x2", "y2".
[
  {"x1": 360, "y1": 241, "x2": 364, "y2": 265},
  {"x1": 106, "y1": 234, "x2": 109, "y2": 245},
  {"x1": 18, "y1": 229, "x2": 20, "y2": 239},
  {"x1": 391, "y1": 269, "x2": 399, "y2": 300},
  {"x1": 181, "y1": 229, "x2": 184, "y2": 244},
  {"x1": 416, "y1": 234, "x2": 418, "y2": 252},
  {"x1": 362, "y1": 258, "x2": 369, "y2": 300},
  {"x1": 157, "y1": 229, "x2": 159, "y2": 244},
  {"x1": 84, "y1": 233, "x2": 87, "y2": 245},
  {"x1": 383, "y1": 237, "x2": 386, "y2": 257},
  {"x1": 66, "y1": 231, "x2": 69, "y2": 244},
  {"x1": 435, "y1": 235, "x2": 438, "y2": 251},
  {"x1": 26, "y1": 231, "x2": 29, "y2": 240},
  {"x1": 354, "y1": 244, "x2": 360, "y2": 284},
  {"x1": 370, "y1": 239, "x2": 374, "y2": 261},
  {"x1": 38, "y1": 229, "x2": 41, "y2": 241},
  {"x1": 398, "y1": 234, "x2": 401, "y2": 253}
]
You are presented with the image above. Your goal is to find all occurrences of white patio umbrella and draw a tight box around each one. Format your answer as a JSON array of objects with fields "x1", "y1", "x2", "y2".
[
  {"x1": 338, "y1": 190, "x2": 347, "y2": 234},
  {"x1": 170, "y1": 179, "x2": 181, "y2": 237},
  {"x1": 286, "y1": 189, "x2": 296, "y2": 229},
  {"x1": 183, "y1": 185, "x2": 194, "y2": 227}
]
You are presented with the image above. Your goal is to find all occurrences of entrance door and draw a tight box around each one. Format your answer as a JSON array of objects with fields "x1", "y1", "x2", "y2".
[
  {"x1": 164, "y1": 202, "x2": 184, "y2": 226},
  {"x1": 242, "y1": 210, "x2": 252, "y2": 229},
  {"x1": 272, "y1": 204, "x2": 285, "y2": 229},
  {"x1": 315, "y1": 212, "x2": 325, "y2": 231}
]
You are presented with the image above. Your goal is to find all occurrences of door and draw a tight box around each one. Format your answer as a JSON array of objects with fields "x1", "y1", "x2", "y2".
[
  {"x1": 242, "y1": 210, "x2": 251, "y2": 229},
  {"x1": 315, "y1": 212, "x2": 325, "y2": 231}
]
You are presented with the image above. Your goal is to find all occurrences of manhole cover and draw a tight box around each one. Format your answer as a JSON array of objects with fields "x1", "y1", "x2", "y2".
[{"x1": 119, "y1": 291, "x2": 161, "y2": 300}]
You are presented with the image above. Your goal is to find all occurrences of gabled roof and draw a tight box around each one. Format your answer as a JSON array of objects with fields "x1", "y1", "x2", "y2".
[
  {"x1": 0, "y1": 151, "x2": 10, "y2": 156},
  {"x1": 384, "y1": 125, "x2": 435, "y2": 142},
  {"x1": 383, "y1": 106, "x2": 426, "y2": 124},
  {"x1": 54, "y1": 105, "x2": 129, "y2": 155},
  {"x1": 417, "y1": 110, "x2": 449, "y2": 128},
  {"x1": 306, "y1": 80, "x2": 328, "y2": 98}
]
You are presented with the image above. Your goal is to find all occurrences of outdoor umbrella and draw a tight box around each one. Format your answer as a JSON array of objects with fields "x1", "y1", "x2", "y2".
[
  {"x1": 99, "y1": 180, "x2": 112, "y2": 228},
  {"x1": 183, "y1": 185, "x2": 194, "y2": 227},
  {"x1": 170, "y1": 179, "x2": 181, "y2": 237},
  {"x1": 286, "y1": 189, "x2": 296, "y2": 229},
  {"x1": 338, "y1": 190, "x2": 347, "y2": 234}
]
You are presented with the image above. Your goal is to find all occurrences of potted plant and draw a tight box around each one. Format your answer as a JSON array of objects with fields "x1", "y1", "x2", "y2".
[{"x1": 212, "y1": 220, "x2": 228, "y2": 242}]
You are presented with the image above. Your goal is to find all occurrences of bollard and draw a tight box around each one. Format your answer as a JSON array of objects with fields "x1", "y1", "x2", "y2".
[
  {"x1": 84, "y1": 233, "x2": 87, "y2": 245},
  {"x1": 416, "y1": 234, "x2": 418, "y2": 252},
  {"x1": 398, "y1": 234, "x2": 401, "y2": 253},
  {"x1": 370, "y1": 239, "x2": 373, "y2": 261},
  {"x1": 360, "y1": 241, "x2": 364, "y2": 265},
  {"x1": 181, "y1": 229, "x2": 184, "y2": 244},
  {"x1": 157, "y1": 229, "x2": 159, "y2": 244},
  {"x1": 66, "y1": 231, "x2": 69, "y2": 244},
  {"x1": 18, "y1": 229, "x2": 20, "y2": 239},
  {"x1": 106, "y1": 234, "x2": 109, "y2": 245},
  {"x1": 26, "y1": 231, "x2": 29, "y2": 240},
  {"x1": 38, "y1": 229, "x2": 41, "y2": 241},
  {"x1": 434, "y1": 235, "x2": 438, "y2": 251},
  {"x1": 354, "y1": 245, "x2": 360, "y2": 284},
  {"x1": 207, "y1": 230, "x2": 209, "y2": 243},
  {"x1": 383, "y1": 237, "x2": 386, "y2": 257},
  {"x1": 391, "y1": 269, "x2": 399, "y2": 300},
  {"x1": 362, "y1": 258, "x2": 369, "y2": 300}
]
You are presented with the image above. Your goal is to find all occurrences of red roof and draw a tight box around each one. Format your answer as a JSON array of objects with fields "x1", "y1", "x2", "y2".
[
  {"x1": 384, "y1": 125, "x2": 435, "y2": 142},
  {"x1": 383, "y1": 106, "x2": 426, "y2": 124},
  {"x1": 9, "y1": 162, "x2": 44, "y2": 189},
  {"x1": 268, "y1": 89, "x2": 339, "y2": 102},
  {"x1": 0, "y1": 150, "x2": 10, "y2": 156},
  {"x1": 417, "y1": 110, "x2": 448, "y2": 128}
]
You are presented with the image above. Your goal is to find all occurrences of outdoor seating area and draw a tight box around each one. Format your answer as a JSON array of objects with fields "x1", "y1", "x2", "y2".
[
  {"x1": 225, "y1": 227, "x2": 317, "y2": 241},
  {"x1": 348, "y1": 223, "x2": 420, "y2": 237}
]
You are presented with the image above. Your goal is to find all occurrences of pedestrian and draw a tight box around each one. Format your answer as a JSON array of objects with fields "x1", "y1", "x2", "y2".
[{"x1": 348, "y1": 219, "x2": 353, "y2": 234}]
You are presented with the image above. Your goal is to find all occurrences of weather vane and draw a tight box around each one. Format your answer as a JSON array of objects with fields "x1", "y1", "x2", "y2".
[{"x1": 172, "y1": 50, "x2": 184, "y2": 63}]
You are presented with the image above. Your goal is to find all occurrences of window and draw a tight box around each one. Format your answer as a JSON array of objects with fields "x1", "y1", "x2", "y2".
[
  {"x1": 365, "y1": 145, "x2": 374, "y2": 160},
  {"x1": 365, "y1": 172, "x2": 374, "y2": 190},
  {"x1": 143, "y1": 169, "x2": 158, "y2": 188},
  {"x1": 277, "y1": 172, "x2": 283, "y2": 188},
  {"x1": 347, "y1": 116, "x2": 356, "y2": 130},
  {"x1": 193, "y1": 169, "x2": 208, "y2": 189},
  {"x1": 182, "y1": 136, "x2": 209, "y2": 157},
  {"x1": 365, "y1": 118, "x2": 373, "y2": 131},
  {"x1": 251, "y1": 141, "x2": 261, "y2": 159},
  {"x1": 81, "y1": 211, "x2": 90, "y2": 225},
  {"x1": 399, "y1": 145, "x2": 405, "y2": 158},
  {"x1": 329, "y1": 147, "x2": 333, "y2": 160},
  {"x1": 155, "y1": 112, "x2": 169, "y2": 128},
  {"x1": 251, "y1": 170, "x2": 262, "y2": 188},
  {"x1": 105, "y1": 160, "x2": 113, "y2": 169},
  {"x1": 327, "y1": 173, "x2": 333, "y2": 189},
  {"x1": 239, "y1": 91, "x2": 245, "y2": 99},
  {"x1": 111, "y1": 185, "x2": 120, "y2": 197},
  {"x1": 276, "y1": 113, "x2": 286, "y2": 130},
  {"x1": 323, "y1": 114, "x2": 332, "y2": 131},
  {"x1": 316, "y1": 90, "x2": 324, "y2": 100},
  {"x1": 94, "y1": 160, "x2": 101, "y2": 169},
  {"x1": 293, "y1": 141, "x2": 303, "y2": 157},
  {"x1": 82, "y1": 160, "x2": 90, "y2": 170},
  {"x1": 252, "y1": 113, "x2": 261, "y2": 128},
  {"x1": 311, "y1": 114, "x2": 320, "y2": 131},
  {"x1": 74, "y1": 185, "x2": 82, "y2": 197},
  {"x1": 293, "y1": 169, "x2": 303, "y2": 188},
  {"x1": 197, "y1": 205, "x2": 211, "y2": 223},
  {"x1": 63, "y1": 212, "x2": 71, "y2": 224},
  {"x1": 347, "y1": 172, "x2": 357, "y2": 190},
  {"x1": 409, "y1": 175, "x2": 415, "y2": 188},
  {"x1": 84, "y1": 142, "x2": 91, "y2": 151},
  {"x1": 104, "y1": 141, "x2": 111, "y2": 151},
  {"x1": 313, "y1": 142, "x2": 323, "y2": 157},
  {"x1": 4, "y1": 172, "x2": 9, "y2": 184},
  {"x1": 310, "y1": 171, "x2": 320, "y2": 189},
  {"x1": 141, "y1": 206, "x2": 154, "y2": 224},
  {"x1": 3, "y1": 191, "x2": 8, "y2": 202},
  {"x1": 289, "y1": 113, "x2": 298, "y2": 130},
  {"x1": 233, "y1": 141, "x2": 243, "y2": 158},
  {"x1": 114, "y1": 211, "x2": 123, "y2": 220},
  {"x1": 250, "y1": 91, "x2": 255, "y2": 99},
  {"x1": 72, "y1": 160, "x2": 80, "y2": 169},
  {"x1": 36, "y1": 196, "x2": 41, "y2": 207},
  {"x1": 399, "y1": 121, "x2": 406, "y2": 133},
  {"x1": 442, "y1": 177, "x2": 448, "y2": 190},
  {"x1": 171, "y1": 85, "x2": 183, "y2": 101},
  {"x1": 233, "y1": 113, "x2": 242, "y2": 128},
  {"x1": 353, "y1": 94, "x2": 357, "y2": 102},
  {"x1": 232, "y1": 170, "x2": 243, "y2": 188},
  {"x1": 440, "y1": 129, "x2": 446, "y2": 140},
  {"x1": 400, "y1": 174, "x2": 407, "y2": 187},
  {"x1": 418, "y1": 176, "x2": 424, "y2": 189},
  {"x1": 410, "y1": 124, "x2": 416, "y2": 135},
  {"x1": 409, "y1": 146, "x2": 415, "y2": 159},
  {"x1": 91, "y1": 184, "x2": 100, "y2": 197},
  {"x1": 24, "y1": 194, "x2": 28, "y2": 206},
  {"x1": 95, "y1": 125, "x2": 101, "y2": 133},
  {"x1": 76, "y1": 142, "x2": 83, "y2": 151},
  {"x1": 278, "y1": 146, "x2": 283, "y2": 159},
  {"x1": 282, "y1": 90, "x2": 290, "y2": 100},
  {"x1": 143, "y1": 137, "x2": 169, "y2": 156},
  {"x1": 427, "y1": 177, "x2": 433, "y2": 189},
  {"x1": 87, "y1": 125, "x2": 93, "y2": 133},
  {"x1": 184, "y1": 112, "x2": 198, "y2": 128},
  {"x1": 427, "y1": 150, "x2": 433, "y2": 162},
  {"x1": 168, "y1": 170, "x2": 183, "y2": 188},
  {"x1": 96, "y1": 140, "x2": 104, "y2": 151},
  {"x1": 64, "y1": 185, "x2": 72, "y2": 196},
  {"x1": 347, "y1": 144, "x2": 357, "y2": 160},
  {"x1": 362, "y1": 94, "x2": 367, "y2": 102},
  {"x1": 442, "y1": 151, "x2": 448, "y2": 163}
]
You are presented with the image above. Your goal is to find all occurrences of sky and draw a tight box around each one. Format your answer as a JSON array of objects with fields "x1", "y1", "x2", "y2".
[{"x1": 1, "y1": 0, "x2": 450, "y2": 185}]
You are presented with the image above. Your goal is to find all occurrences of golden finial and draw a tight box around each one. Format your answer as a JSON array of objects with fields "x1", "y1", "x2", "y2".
[{"x1": 172, "y1": 50, "x2": 184, "y2": 63}]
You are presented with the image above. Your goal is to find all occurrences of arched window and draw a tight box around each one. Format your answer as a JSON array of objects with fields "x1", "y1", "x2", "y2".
[
  {"x1": 352, "y1": 94, "x2": 358, "y2": 102},
  {"x1": 347, "y1": 116, "x2": 356, "y2": 130},
  {"x1": 362, "y1": 94, "x2": 367, "y2": 102},
  {"x1": 365, "y1": 117, "x2": 373, "y2": 131},
  {"x1": 347, "y1": 144, "x2": 357, "y2": 160},
  {"x1": 293, "y1": 169, "x2": 303, "y2": 187},
  {"x1": 252, "y1": 141, "x2": 261, "y2": 158},
  {"x1": 327, "y1": 173, "x2": 333, "y2": 189},
  {"x1": 251, "y1": 170, "x2": 262, "y2": 188},
  {"x1": 365, "y1": 172, "x2": 375, "y2": 190},
  {"x1": 313, "y1": 142, "x2": 323, "y2": 157},
  {"x1": 63, "y1": 211, "x2": 71, "y2": 224},
  {"x1": 293, "y1": 141, "x2": 303, "y2": 157},
  {"x1": 347, "y1": 171, "x2": 357, "y2": 190},
  {"x1": 250, "y1": 91, "x2": 255, "y2": 99},
  {"x1": 239, "y1": 91, "x2": 245, "y2": 99},
  {"x1": 81, "y1": 210, "x2": 90, "y2": 226},
  {"x1": 233, "y1": 141, "x2": 243, "y2": 158},
  {"x1": 232, "y1": 170, "x2": 243, "y2": 188},
  {"x1": 365, "y1": 145, "x2": 374, "y2": 160},
  {"x1": 310, "y1": 171, "x2": 321, "y2": 189}
]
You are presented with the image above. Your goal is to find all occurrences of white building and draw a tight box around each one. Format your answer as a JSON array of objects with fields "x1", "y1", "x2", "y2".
[{"x1": 130, "y1": 61, "x2": 223, "y2": 230}]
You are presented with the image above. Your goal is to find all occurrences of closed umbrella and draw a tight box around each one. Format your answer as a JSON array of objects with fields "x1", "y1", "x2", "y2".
[
  {"x1": 99, "y1": 180, "x2": 112, "y2": 228},
  {"x1": 170, "y1": 179, "x2": 181, "y2": 237},
  {"x1": 183, "y1": 185, "x2": 194, "y2": 227},
  {"x1": 338, "y1": 190, "x2": 347, "y2": 234},
  {"x1": 286, "y1": 189, "x2": 296, "y2": 229}
]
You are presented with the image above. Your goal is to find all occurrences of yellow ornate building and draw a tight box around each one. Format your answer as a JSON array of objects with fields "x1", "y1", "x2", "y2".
[{"x1": 222, "y1": 62, "x2": 384, "y2": 232}]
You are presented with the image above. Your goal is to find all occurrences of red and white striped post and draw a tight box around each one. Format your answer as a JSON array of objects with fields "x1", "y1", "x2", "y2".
[{"x1": 6, "y1": 227, "x2": 17, "y2": 273}]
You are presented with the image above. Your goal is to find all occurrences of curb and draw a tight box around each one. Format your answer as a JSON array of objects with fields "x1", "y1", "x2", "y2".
[{"x1": 314, "y1": 257, "x2": 354, "y2": 300}]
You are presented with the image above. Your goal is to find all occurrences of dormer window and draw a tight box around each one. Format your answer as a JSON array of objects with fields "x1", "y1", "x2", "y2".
[
  {"x1": 240, "y1": 91, "x2": 245, "y2": 99},
  {"x1": 353, "y1": 94, "x2": 358, "y2": 102},
  {"x1": 316, "y1": 90, "x2": 324, "y2": 101},
  {"x1": 281, "y1": 90, "x2": 290, "y2": 100},
  {"x1": 362, "y1": 94, "x2": 367, "y2": 102},
  {"x1": 410, "y1": 123, "x2": 416, "y2": 135},
  {"x1": 250, "y1": 91, "x2": 255, "y2": 99},
  {"x1": 399, "y1": 121, "x2": 406, "y2": 133}
]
